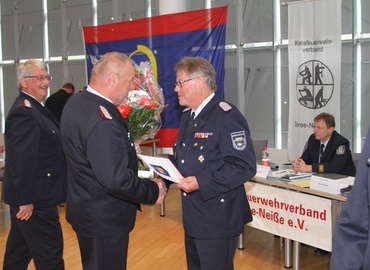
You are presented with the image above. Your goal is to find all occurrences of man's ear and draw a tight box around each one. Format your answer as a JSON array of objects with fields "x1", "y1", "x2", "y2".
[
  {"x1": 108, "y1": 72, "x2": 118, "y2": 87},
  {"x1": 19, "y1": 78, "x2": 27, "y2": 89},
  {"x1": 329, "y1": 127, "x2": 335, "y2": 135}
]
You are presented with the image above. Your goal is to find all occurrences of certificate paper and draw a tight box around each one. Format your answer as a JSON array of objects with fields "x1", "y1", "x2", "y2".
[{"x1": 138, "y1": 154, "x2": 183, "y2": 183}]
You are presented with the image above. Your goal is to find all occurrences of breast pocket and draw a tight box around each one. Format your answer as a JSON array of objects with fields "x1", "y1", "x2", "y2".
[
  {"x1": 41, "y1": 127, "x2": 60, "y2": 150},
  {"x1": 192, "y1": 137, "x2": 220, "y2": 168}
]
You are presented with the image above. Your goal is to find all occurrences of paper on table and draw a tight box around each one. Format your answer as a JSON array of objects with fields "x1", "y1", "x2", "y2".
[
  {"x1": 288, "y1": 179, "x2": 311, "y2": 188},
  {"x1": 138, "y1": 154, "x2": 183, "y2": 183}
]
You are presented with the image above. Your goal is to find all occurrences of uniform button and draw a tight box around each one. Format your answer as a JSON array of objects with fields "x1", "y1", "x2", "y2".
[
  {"x1": 220, "y1": 199, "x2": 225, "y2": 203},
  {"x1": 200, "y1": 146, "x2": 203, "y2": 150},
  {"x1": 183, "y1": 192, "x2": 187, "y2": 196},
  {"x1": 181, "y1": 159, "x2": 184, "y2": 163},
  {"x1": 131, "y1": 143, "x2": 134, "y2": 146},
  {"x1": 182, "y1": 143, "x2": 186, "y2": 147},
  {"x1": 52, "y1": 130, "x2": 56, "y2": 134},
  {"x1": 47, "y1": 173, "x2": 51, "y2": 177}
]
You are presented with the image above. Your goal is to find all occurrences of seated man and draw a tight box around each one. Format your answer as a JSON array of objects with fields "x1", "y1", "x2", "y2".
[
  {"x1": 293, "y1": 112, "x2": 356, "y2": 176},
  {"x1": 292, "y1": 112, "x2": 356, "y2": 256}
]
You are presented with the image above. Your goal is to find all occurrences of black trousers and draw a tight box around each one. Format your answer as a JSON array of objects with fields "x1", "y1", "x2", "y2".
[
  {"x1": 76, "y1": 232, "x2": 129, "y2": 270},
  {"x1": 3, "y1": 205, "x2": 64, "y2": 270},
  {"x1": 185, "y1": 234, "x2": 239, "y2": 270}
]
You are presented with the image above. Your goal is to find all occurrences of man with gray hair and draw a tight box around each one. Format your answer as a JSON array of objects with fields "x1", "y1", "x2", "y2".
[
  {"x1": 170, "y1": 56, "x2": 256, "y2": 270},
  {"x1": 61, "y1": 52, "x2": 166, "y2": 270},
  {"x1": 2, "y1": 59, "x2": 67, "y2": 269}
]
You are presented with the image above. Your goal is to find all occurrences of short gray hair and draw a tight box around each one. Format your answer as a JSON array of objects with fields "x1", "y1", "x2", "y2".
[
  {"x1": 91, "y1": 52, "x2": 134, "y2": 80},
  {"x1": 175, "y1": 56, "x2": 217, "y2": 91},
  {"x1": 17, "y1": 59, "x2": 48, "y2": 89}
]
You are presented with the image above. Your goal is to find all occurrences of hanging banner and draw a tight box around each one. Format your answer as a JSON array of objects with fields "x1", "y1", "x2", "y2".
[
  {"x1": 287, "y1": 0, "x2": 342, "y2": 159},
  {"x1": 82, "y1": 7, "x2": 227, "y2": 147}
]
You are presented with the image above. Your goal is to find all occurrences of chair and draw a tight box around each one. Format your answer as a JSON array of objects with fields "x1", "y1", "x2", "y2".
[
  {"x1": 352, "y1": 152, "x2": 361, "y2": 170},
  {"x1": 302, "y1": 141, "x2": 308, "y2": 154},
  {"x1": 252, "y1": 140, "x2": 268, "y2": 160}
]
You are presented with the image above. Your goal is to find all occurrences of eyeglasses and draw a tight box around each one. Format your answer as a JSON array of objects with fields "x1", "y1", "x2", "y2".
[
  {"x1": 174, "y1": 76, "x2": 201, "y2": 88},
  {"x1": 24, "y1": 75, "x2": 52, "y2": 81}
]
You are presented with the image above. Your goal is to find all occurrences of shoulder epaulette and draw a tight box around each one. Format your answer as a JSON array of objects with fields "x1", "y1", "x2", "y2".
[
  {"x1": 24, "y1": 99, "x2": 31, "y2": 108},
  {"x1": 219, "y1": 101, "x2": 232, "y2": 111},
  {"x1": 99, "y1": 105, "x2": 112, "y2": 120}
]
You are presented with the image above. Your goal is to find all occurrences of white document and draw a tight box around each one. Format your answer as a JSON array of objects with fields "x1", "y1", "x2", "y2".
[
  {"x1": 271, "y1": 168, "x2": 296, "y2": 178},
  {"x1": 138, "y1": 154, "x2": 183, "y2": 183},
  {"x1": 310, "y1": 174, "x2": 354, "y2": 195}
]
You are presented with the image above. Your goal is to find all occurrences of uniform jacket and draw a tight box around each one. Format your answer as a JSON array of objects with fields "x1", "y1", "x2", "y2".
[
  {"x1": 301, "y1": 131, "x2": 356, "y2": 176},
  {"x1": 60, "y1": 89, "x2": 159, "y2": 239},
  {"x1": 330, "y1": 125, "x2": 370, "y2": 269},
  {"x1": 3, "y1": 91, "x2": 67, "y2": 208},
  {"x1": 171, "y1": 95, "x2": 256, "y2": 239},
  {"x1": 45, "y1": 89, "x2": 73, "y2": 121}
]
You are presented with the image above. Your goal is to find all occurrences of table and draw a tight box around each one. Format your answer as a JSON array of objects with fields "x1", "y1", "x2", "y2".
[
  {"x1": 139, "y1": 138, "x2": 160, "y2": 156},
  {"x1": 158, "y1": 167, "x2": 347, "y2": 269},
  {"x1": 243, "y1": 175, "x2": 346, "y2": 269}
]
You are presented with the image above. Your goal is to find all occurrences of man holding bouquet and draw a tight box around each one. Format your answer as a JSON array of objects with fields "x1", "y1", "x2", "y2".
[{"x1": 60, "y1": 52, "x2": 166, "y2": 270}]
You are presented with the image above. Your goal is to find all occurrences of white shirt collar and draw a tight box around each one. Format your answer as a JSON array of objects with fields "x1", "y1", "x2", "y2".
[
  {"x1": 21, "y1": 90, "x2": 44, "y2": 106},
  {"x1": 191, "y1": 93, "x2": 215, "y2": 118},
  {"x1": 86, "y1": 86, "x2": 113, "y2": 104},
  {"x1": 321, "y1": 138, "x2": 330, "y2": 149}
]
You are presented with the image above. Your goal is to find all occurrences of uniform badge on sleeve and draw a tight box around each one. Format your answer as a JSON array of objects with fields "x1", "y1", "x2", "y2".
[
  {"x1": 231, "y1": 131, "x2": 247, "y2": 151},
  {"x1": 24, "y1": 99, "x2": 31, "y2": 108},
  {"x1": 99, "y1": 105, "x2": 112, "y2": 120},
  {"x1": 336, "y1": 145, "x2": 345, "y2": 155}
]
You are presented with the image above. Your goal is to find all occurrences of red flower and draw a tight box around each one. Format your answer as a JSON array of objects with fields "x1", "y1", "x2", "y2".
[
  {"x1": 117, "y1": 104, "x2": 132, "y2": 118},
  {"x1": 116, "y1": 61, "x2": 165, "y2": 145},
  {"x1": 138, "y1": 95, "x2": 156, "y2": 109}
]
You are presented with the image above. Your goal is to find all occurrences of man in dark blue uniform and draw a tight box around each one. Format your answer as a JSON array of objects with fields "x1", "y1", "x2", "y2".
[
  {"x1": 292, "y1": 112, "x2": 356, "y2": 256},
  {"x1": 330, "y1": 124, "x2": 370, "y2": 269},
  {"x1": 292, "y1": 112, "x2": 356, "y2": 176},
  {"x1": 60, "y1": 52, "x2": 166, "y2": 270},
  {"x1": 171, "y1": 56, "x2": 256, "y2": 270},
  {"x1": 2, "y1": 59, "x2": 67, "y2": 269}
]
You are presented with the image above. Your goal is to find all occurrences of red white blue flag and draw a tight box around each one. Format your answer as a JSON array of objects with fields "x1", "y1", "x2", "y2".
[{"x1": 82, "y1": 6, "x2": 227, "y2": 147}]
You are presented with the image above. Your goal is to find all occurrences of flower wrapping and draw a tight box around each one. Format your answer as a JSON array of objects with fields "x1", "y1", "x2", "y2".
[{"x1": 117, "y1": 61, "x2": 165, "y2": 146}]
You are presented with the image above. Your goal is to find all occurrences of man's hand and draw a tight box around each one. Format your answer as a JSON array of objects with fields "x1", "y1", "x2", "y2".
[
  {"x1": 153, "y1": 177, "x2": 167, "y2": 204},
  {"x1": 176, "y1": 176, "x2": 199, "y2": 193},
  {"x1": 16, "y1": 204, "x2": 34, "y2": 221},
  {"x1": 293, "y1": 159, "x2": 312, "y2": 173}
]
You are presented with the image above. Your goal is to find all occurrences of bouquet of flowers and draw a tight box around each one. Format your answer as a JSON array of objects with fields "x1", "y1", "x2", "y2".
[{"x1": 117, "y1": 61, "x2": 165, "y2": 150}]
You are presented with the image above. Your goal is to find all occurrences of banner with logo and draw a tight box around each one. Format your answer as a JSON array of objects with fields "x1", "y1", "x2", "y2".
[
  {"x1": 245, "y1": 182, "x2": 332, "y2": 251},
  {"x1": 287, "y1": 0, "x2": 341, "y2": 159},
  {"x1": 82, "y1": 7, "x2": 227, "y2": 147}
]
